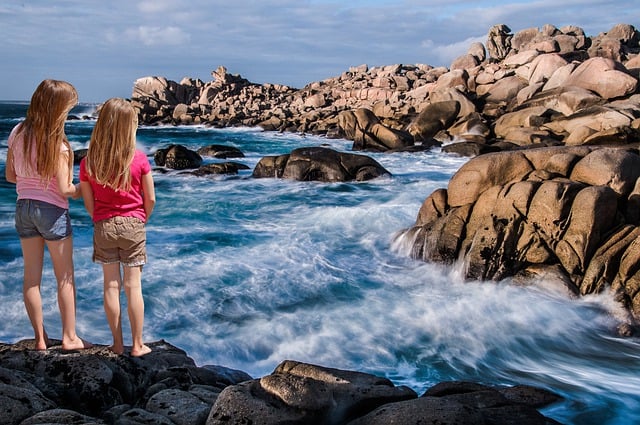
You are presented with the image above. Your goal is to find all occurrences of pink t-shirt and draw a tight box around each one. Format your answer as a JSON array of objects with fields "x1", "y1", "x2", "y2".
[
  {"x1": 7, "y1": 124, "x2": 70, "y2": 209},
  {"x1": 79, "y1": 150, "x2": 151, "y2": 223}
]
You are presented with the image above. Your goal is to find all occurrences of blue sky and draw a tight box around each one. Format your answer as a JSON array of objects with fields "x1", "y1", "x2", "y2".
[{"x1": 0, "y1": 0, "x2": 637, "y2": 102}]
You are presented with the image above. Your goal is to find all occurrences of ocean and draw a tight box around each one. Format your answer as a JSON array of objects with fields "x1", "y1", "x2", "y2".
[{"x1": 1, "y1": 101, "x2": 639, "y2": 424}]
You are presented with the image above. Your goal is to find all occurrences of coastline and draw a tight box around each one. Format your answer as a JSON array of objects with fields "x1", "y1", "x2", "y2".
[{"x1": 128, "y1": 22, "x2": 640, "y2": 329}]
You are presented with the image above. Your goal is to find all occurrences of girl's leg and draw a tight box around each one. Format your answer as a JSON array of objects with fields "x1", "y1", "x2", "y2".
[
  {"x1": 123, "y1": 265, "x2": 151, "y2": 357},
  {"x1": 102, "y1": 262, "x2": 124, "y2": 354},
  {"x1": 47, "y1": 236, "x2": 91, "y2": 350},
  {"x1": 20, "y1": 237, "x2": 47, "y2": 350}
]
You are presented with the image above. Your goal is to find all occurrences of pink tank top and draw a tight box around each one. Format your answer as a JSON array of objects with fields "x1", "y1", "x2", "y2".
[{"x1": 7, "y1": 124, "x2": 70, "y2": 209}]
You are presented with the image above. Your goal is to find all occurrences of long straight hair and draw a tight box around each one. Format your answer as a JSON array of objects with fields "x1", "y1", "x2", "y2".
[
  {"x1": 85, "y1": 98, "x2": 138, "y2": 192},
  {"x1": 17, "y1": 79, "x2": 78, "y2": 181}
]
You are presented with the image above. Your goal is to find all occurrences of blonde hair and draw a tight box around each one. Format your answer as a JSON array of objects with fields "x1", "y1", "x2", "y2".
[
  {"x1": 85, "y1": 98, "x2": 138, "y2": 192},
  {"x1": 17, "y1": 79, "x2": 78, "y2": 181}
]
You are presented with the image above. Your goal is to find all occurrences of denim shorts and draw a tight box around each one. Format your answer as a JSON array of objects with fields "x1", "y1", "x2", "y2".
[
  {"x1": 15, "y1": 199, "x2": 72, "y2": 241},
  {"x1": 93, "y1": 216, "x2": 147, "y2": 267}
]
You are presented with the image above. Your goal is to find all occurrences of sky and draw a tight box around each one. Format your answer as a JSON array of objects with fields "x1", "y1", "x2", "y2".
[{"x1": 0, "y1": 0, "x2": 638, "y2": 103}]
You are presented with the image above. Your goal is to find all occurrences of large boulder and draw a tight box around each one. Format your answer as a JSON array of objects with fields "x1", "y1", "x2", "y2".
[
  {"x1": 407, "y1": 100, "x2": 461, "y2": 141},
  {"x1": 154, "y1": 144, "x2": 203, "y2": 170},
  {"x1": 338, "y1": 108, "x2": 414, "y2": 151},
  {"x1": 399, "y1": 145, "x2": 640, "y2": 329},
  {"x1": 253, "y1": 147, "x2": 391, "y2": 182},
  {"x1": 349, "y1": 381, "x2": 561, "y2": 425},
  {"x1": 486, "y1": 24, "x2": 512, "y2": 60},
  {"x1": 445, "y1": 150, "x2": 535, "y2": 207},
  {"x1": 564, "y1": 57, "x2": 638, "y2": 99},
  {"x1": 207, "y1": 360, "x2": 417, "y2": 424}
]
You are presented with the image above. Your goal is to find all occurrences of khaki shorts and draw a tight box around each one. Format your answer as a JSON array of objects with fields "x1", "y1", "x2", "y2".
[{"x1": 93, "y1": 216, "x2": 146, "y2": 267}]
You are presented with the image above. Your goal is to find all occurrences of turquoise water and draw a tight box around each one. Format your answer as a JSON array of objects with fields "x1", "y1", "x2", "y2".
[{"x1": 1, "y1": 102, "x2": 639, "y2": 424}]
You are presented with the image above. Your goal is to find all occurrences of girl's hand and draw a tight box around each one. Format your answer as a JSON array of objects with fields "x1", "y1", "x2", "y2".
[
  {"x1": 56, "y1": 151, "x2": 78, "y2": 198},
  {"x1": 71, "y1": 183, "x2": 82, "y2": 200}
]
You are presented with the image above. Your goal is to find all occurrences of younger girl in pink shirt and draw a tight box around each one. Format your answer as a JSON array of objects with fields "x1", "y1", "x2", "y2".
[{"x1": 80, "y1": 98, "x2": 156, "y2": 357}]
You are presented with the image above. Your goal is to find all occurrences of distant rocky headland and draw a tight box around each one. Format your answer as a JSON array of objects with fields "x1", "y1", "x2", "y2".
[
  {"x1": 130, "y1": 22, "x2": 639, "y2": 153},
  {"x1": 131, "y1": 23, "x2": 640, "y2": 333}
]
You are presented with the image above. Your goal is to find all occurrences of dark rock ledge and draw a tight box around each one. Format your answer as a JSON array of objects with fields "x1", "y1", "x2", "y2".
[{"x1": 0, "y1": 339, "x2": 562, "y2": 425}]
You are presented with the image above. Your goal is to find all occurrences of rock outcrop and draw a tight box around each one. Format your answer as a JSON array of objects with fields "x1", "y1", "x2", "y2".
[
  {"x1": 130, "y1": 24, "x2": 640, "y2": 155},
  {"x1": 0, "y1": 339, "x2": 251, "y2": 425},
  {"x1": 0, "y1": 340, "x2": 561, "y2": 425},
  {"x1": 396, "y1": 145, "x2": 640, "y2": 333}
]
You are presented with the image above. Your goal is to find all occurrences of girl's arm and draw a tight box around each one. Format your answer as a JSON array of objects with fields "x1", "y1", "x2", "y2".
[
  {"x1": 56, "y1": 151, "x2": 81, "y2": 199},
  {"x1": 141, "y1": 172, "x2": 156, "y2": 221},
  {"x1": 5, "y1": 147, "x2": 17, "y2": 183},
  {"x1": 79, "y1": 181, "x2": 94, "y2": 218}
]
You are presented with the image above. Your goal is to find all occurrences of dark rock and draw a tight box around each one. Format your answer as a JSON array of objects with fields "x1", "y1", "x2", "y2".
[
  {"x1": 189, "y1": 162, "x2": 251, "y2": 176},
  {"x1": 17, "y1": 408, "x2": 103, "y2": 425},
  {"x1": 145, "y1": 388, "x2": 210, "y2": 425},
  {"x1": 253, "y1": 147, "x2": 391, "y2": 182},
  {"x1": 154, "y1": 145, "x2": 203, "y2": 170},
  {"x1": 73, "y1": 148, "x2": 87, "y2": 164},
  {"x1": 196, "y1": 145, "x2": 245, "y2": 159},
  {"x1": 0, "y1": 340, "x2": 249, "y2": 425},
  {"x1": 0, "y1": 340, "x2": 563, "y2": 425},
  {"x1": 207, "y1": 360, "x2": 418, "y2": 425},
  {"x1": 113, "y1": 407, "x2": 175, "y2": 425},
  {"x1": 442, "y1": 141, "x2": 501, "y2": 157},
  {"x1": 346, "y1": 396, "x2": 486, "y2": 425}
]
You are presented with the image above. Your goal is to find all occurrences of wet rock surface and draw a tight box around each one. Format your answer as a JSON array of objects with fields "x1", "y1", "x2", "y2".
[{"x1": 0, "y1": 341, "x2": 562, "y2": 425}]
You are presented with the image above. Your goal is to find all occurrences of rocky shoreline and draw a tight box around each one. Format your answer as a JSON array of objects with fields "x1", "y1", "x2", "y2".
[
  {"x1": 0, "y1": 339, "x2": 563, "y2": 425},
  {"x1": 130, "y1": 22, "x2": 640, "y2": 330},
  {"x1": 7, "y1": 22, "x2": 638, "y2": 424},
  {"x1": 130, "y1": 22, "x2": 639, "y2": 154}
]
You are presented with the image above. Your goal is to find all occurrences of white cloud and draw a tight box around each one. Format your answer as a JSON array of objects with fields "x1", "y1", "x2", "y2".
[
  {"x1": 121, "y1": 26, "x2": 191, "y2": 47},
  {"x1": 138, "y1": 1, "x2": 172, "y2": 13},
  {"x1": 430, "y1": 36, "x2": 487, "y2": 67}
]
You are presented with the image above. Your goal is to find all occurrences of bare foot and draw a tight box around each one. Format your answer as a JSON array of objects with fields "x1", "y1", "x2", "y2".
[
  {"x1": 130, "y1": 344, "x2": 152, "y2": 357},
  {"x1": 62, "y1": 337, "x2": 93, "y2": 351},
  {"x1": 34, "y1": 339, "x2": 48, "y2": 351},
  {"x1": 109, "y1": 344, "x2": 124, "y2": 355},
  {"x1": 34, "y1": 330, "x2": 50, "y2": 350}
]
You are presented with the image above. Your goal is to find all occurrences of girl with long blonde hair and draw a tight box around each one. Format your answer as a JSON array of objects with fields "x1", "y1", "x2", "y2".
[
  {"x1": 80, "y1": 98, "x2": 155, "y2": 357},
  {"x1": 5, "y1": 79, "x2": 91, "y2": 351}
]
